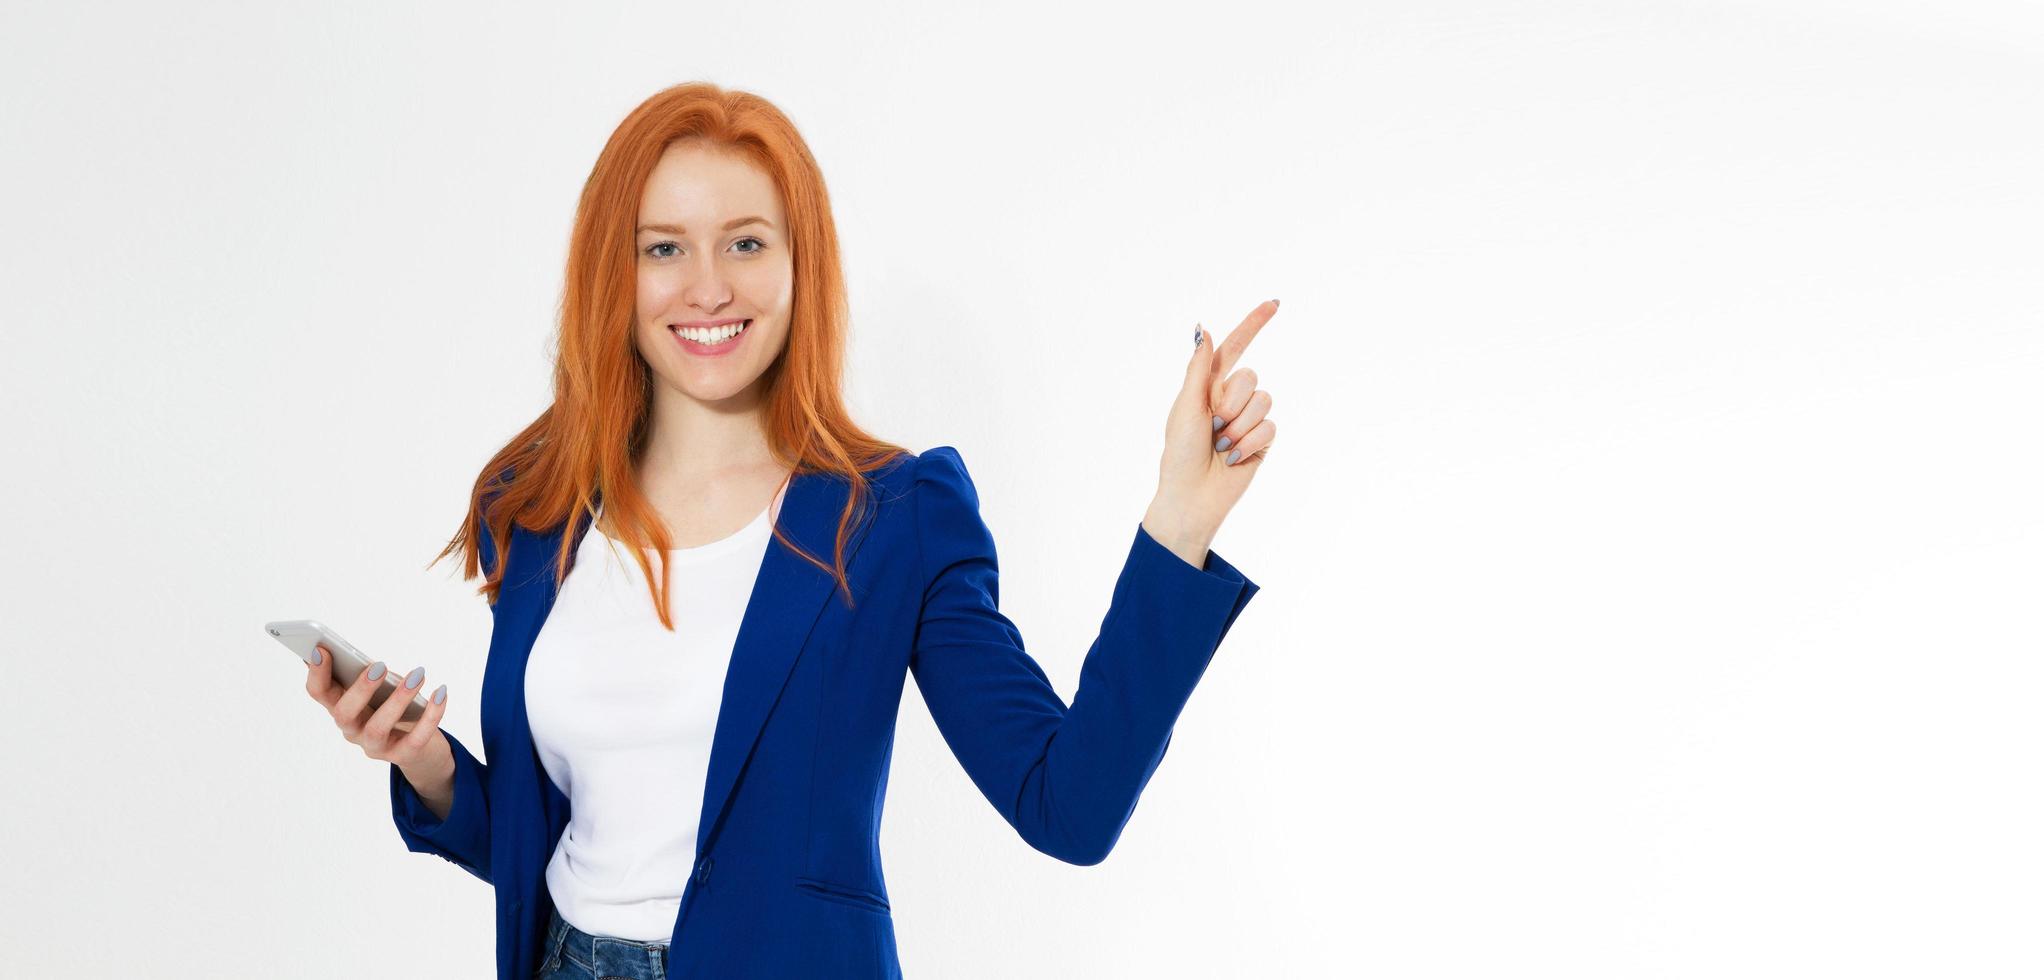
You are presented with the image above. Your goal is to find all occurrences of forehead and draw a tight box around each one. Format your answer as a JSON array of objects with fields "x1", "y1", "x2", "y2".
[{"x1": 638, "y1": 142, "x2": 784, "y2": 226}]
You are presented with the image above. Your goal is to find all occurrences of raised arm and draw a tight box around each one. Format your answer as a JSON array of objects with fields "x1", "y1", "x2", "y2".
[{"x1": 909, "y1": 446, "x2": 1259, "y2": 865}]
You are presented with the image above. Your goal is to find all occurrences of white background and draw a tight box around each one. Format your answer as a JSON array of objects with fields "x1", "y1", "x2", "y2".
[{"x1": 2, "y1": 1, "x2": 2039, "y2": 977}]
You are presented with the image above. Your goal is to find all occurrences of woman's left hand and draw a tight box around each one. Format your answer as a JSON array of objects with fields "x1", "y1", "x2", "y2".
[{"x1": 1143, "y1": 299, "x2": 1278, "y2": 561}]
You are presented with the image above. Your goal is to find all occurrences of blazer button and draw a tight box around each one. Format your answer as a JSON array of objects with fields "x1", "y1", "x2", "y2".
[{"x1": 695, "y1": 858, "x2": 713, "y2": 885}]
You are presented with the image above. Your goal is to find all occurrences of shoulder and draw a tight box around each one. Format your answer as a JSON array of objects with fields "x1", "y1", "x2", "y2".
[
  {"x1": 849, "y1": 445, "x2": 975, "y2": 499},
  {"x1": 849, "y1": 446, "x2": 985, "y2": 530},
  {"x1": 901, "y1": 445, "x2": 976, "y2": 502},
  {"x1": 904, "y1": 445, "x2": 990, "y2": 533}
]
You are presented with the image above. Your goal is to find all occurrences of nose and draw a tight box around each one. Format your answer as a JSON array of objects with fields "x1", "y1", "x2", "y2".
[{"x1": 679, "y1": 260, "x2": 734, "y2": 313}]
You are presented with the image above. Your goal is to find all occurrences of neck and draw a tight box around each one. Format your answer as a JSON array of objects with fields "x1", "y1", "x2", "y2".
[{"x1": 638, "y1": 382, "x2": 777, "y2": 485}]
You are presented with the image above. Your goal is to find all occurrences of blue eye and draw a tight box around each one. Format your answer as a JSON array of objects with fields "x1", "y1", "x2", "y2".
[{"x1": 643, "y1": 237, "x2": 767, "y2": 258}]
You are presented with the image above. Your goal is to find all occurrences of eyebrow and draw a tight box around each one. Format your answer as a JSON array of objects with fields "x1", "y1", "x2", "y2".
[{"x1": 636, "y1": 216, "x2": 774, "y2": 235}]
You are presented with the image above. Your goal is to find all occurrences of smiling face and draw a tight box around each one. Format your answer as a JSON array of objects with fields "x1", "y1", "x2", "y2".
[{"x1": 633, "y1": 140, "x2": 794, "y2": 406}]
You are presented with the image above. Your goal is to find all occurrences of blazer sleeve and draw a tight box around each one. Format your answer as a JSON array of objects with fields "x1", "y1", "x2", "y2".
[
  {"x1": 386, "y1": 500, "x2": 504, "y2": 884},
  {"x1": 909, "y1": 445, "x2": 1260, "y2": 866},
  {"x1": 389, "y1": 730, "x2": 492, "y2": 883}
]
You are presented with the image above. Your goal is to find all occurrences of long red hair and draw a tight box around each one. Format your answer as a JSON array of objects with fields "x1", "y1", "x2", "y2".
[{"x1": 426, "y1": 82, "x2": 908, "y2": 627}]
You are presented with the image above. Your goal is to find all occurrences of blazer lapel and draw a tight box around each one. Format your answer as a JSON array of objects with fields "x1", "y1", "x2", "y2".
[
  {"x1": 692, "y1": 467, "x2": 874, "y2": 857},
  {"x1": 483, "y1": 466, "x2": 878, "y2": 880}
]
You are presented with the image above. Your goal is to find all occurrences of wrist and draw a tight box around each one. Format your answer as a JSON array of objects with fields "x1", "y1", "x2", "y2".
[
  {"x1": 399, "y1": 733, "x2": 458, "y2": 818},
  {"x1": 1142, "y1": 500, "x2": 1216, "y2": 569}
]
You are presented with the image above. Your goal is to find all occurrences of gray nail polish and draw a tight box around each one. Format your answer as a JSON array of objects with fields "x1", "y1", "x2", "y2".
[
  {"x1": 1193, "y1": 326, "x2": 1203, "y2": 348},
  {"x1": 366, "y1": 661, "x2": 386, "y2": 682},
  {"x1": 1212, "y1": 415, "x2": 1225, "y2": 431},
  {"x1": 1227, "y1": 449, "x2": 1242, "y2": 465},
  {"x1": 404, "y1": 666, "x2": 425, "y2": 690},
  {"x1": 432, "y1": 684, "x2": 447, "y2": 705},
  {"x1": 1215, "y1": 435, "x2": 1233, "y2": 452}
]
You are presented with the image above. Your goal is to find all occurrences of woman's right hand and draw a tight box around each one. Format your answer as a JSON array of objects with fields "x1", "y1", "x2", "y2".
[{"x1": 305, "y1": 643, "x2": 451, "y2": 773}]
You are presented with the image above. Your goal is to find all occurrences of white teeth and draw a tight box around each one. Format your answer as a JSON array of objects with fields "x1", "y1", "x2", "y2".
[{"x1": 674, "y1": 320, "x2": 748, "y2": 344}]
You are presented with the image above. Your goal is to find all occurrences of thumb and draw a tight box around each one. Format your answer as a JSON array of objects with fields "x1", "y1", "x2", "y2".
[{"x1": 1179, "y1": 323, "x2": 1217, "y2": 415}]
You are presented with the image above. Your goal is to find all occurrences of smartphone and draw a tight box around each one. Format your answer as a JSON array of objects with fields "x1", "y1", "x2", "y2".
[{"x1": 265, "y1": 619, "x2": 428, "y2": 733}]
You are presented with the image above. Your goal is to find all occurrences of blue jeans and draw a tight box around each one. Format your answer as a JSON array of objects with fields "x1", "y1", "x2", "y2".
[{"x1": 535, "y1": 906, "x2": 670, "y2": 980}]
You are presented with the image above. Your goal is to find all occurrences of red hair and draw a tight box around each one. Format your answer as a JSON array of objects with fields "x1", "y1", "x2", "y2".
[{"x1": 426, "y1": 82, "x2": 908, "y2": 627}]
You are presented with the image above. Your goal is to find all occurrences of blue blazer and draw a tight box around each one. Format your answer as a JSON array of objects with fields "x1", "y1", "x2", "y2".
[{"x1": 388, "y1": 445, "x2": 1260, "y2": 979}]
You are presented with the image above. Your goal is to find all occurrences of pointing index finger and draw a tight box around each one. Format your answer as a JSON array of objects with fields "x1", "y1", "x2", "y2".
[{"x1": 1210, "y1": 299, "x2": 1279, "y2": 405}]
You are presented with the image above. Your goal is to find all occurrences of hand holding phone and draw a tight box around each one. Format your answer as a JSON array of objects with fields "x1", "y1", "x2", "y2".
[{"x1": 266, "y1": 620, "x2": 452, "y2": 779}]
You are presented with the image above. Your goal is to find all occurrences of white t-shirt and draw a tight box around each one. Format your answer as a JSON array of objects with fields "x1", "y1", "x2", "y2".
[{"x1": 526, "y1": 483, "x2": 786, "y2": 943}]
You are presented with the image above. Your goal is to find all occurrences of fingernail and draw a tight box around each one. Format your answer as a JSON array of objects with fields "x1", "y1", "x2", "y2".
[
  {"x1": 366, "y1": 661, "x2": 386, "y2": 682},
  {"x1": 1212, "y1": 415, "x2": 1226, "y2": 431},
  {"x1": 1227, "y1": 450, "x2": 1242, "y2": 465},
  {"x1": 432, "y1": 684, "x2": 447, "y2": 705},
  {"x1": 404, "y1": 666, "x2": 425, "y2": 690},
  {"x1": 1271, "y1": 298, "x2": 1280, "y2": 308},
  {"x1": 309, "y1": 647, "x2": 323, "y2": 667},
  {"x1": 1215, "y1": 435, "x2": 1233, "y2": 452},
  {"x1": 1192, "y1": 325, "x2": 1203, "y2": 349}
]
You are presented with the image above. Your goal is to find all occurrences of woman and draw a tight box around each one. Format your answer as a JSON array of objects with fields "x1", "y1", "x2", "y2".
[{"x1": 302, "y1": 82, "x2": 1276, "y2": 980}]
